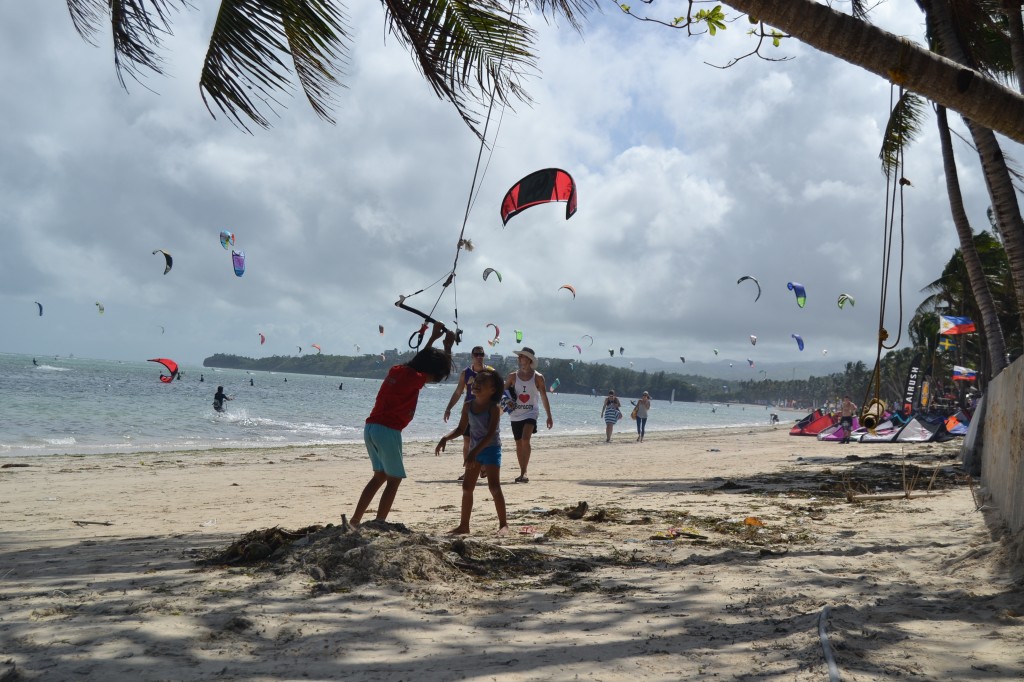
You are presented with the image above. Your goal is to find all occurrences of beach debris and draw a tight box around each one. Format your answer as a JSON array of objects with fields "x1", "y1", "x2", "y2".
[
  {"x1": 744, "y1": 516, "x2": 765, "y2": 527},
  {"x1": 716, "y1": 480, "x2": 749, "y2": 490},
  {"x1": 72, "y1": 520, "x2": 113, "y2": 526},
  {"x1": 1, "y1": 463, "x2": 30, "y2": 468},
  {"x1": 565, "y1": 501, "x2": 589, "y2": 520},
  {"x1": 545, "y1": 525, "x2": 574, "y2": 539}
]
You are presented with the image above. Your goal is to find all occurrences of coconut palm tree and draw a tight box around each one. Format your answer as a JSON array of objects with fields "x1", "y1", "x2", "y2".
[
  {"x1": 919, "y1": 0, "x2": 1024, "y2": 346},
  {"x1": 65, "y1": 0, "x2": 1024, "y2": 143}
]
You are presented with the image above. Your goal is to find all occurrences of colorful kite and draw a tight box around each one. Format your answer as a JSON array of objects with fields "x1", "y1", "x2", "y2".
[
  {"x1": 787, "y1": 282, "x2": 807, "y2": 308},
  {"x1": 232, "y1": 250, "x2": 245, "y2": 277},
  {"x1": 559, "y1": 284, "x2": 576, "y2": 299},
  {"x1": 220, "y1": 230, "x2": 235, "y2": 249},
  {"x1": 515, "y1": 329, "x2": 523, "y2": 343},
  {"x1": 792, "y1": 333, "x2": 805, "y2": 351},
  {"x1": 580, "y1": 334, "x2": 594, "y2": 347},
  {"x1": 500, "y1": 168, "x2": 577, "y2": 225},
  {"x1": 258, "y1": 332, "x2": 265, "y2": 345},
  {"x1": 482, "y1": 268, "x2": 502, "y2": 283},
  {"x1": 148, "y1": 357, "x2": 179, "y2": 383},
  {"x1": 837, "y1": 293, "x2": 855, "y2": 309},
  {"x1": 312, "y1": 344, "x2": 322, "y2": 354}
]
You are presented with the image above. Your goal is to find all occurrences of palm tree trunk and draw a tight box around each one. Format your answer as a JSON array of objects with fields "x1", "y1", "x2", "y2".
[
  {"x1": 1002, "y1": 1, "x2": 1024, "y2": 91},
  {"x1": 923, "y1": 0, "x2": 1024, "y2": 345},
  {"x1": 936, "y1": 106, "x2": 1009, "y2": 375},
  {"x1": 721, "y1": 0, "x2": 1024, "y2": 143}
]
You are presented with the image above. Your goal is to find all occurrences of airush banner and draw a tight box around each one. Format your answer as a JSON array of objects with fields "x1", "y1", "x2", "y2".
[{"x1": 902, "y1": 352, "x2": 924, "y2": 413}]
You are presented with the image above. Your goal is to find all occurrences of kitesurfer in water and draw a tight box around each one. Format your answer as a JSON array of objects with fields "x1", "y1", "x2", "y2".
[
  {"x1": 200, "y1": 374, "x2": 204, "y2": 382},
  {"x1": 32, "y1": 358, "x2": 38, "y2": 366},
  {"x1": 351, "y1": 324, "x2": 456, "y2": 528},
  {"x1": 213, "y1": 386, "x2": 233, "y2": 413},
  {"x1": 503, "y1": 348, "x2": 553, "y2": 483}
]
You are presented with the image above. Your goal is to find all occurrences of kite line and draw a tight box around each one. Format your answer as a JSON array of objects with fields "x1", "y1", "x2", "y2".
[
  {"x1": 861, "y1": 84, "x2": 910, "y2": 430},
  {"x1": 396, "y1": 1, "x2": 520, "y2": 349}
]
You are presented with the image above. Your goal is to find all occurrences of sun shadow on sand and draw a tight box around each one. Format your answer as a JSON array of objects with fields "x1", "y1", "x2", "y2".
[{"x1": 2, "y1": 503, "x2": 1023, "y2": 681}]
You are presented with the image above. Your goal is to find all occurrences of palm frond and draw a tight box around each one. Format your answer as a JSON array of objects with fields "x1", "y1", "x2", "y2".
[
  {"x1": 529, "y1": 0, "x2": 599, "y2": 31},
  {"x1": 66, "y1": 0, "x2": 185, "y2": 87},
  {"x1": 200, "y1": 0, "x2": 349, "y2": 131},
  {"x1": 879, "y1": 90, "x2": 925, "y2": 178},
  {"x1": 381, "y1": 0, "x2": 539, "y2": 136}
]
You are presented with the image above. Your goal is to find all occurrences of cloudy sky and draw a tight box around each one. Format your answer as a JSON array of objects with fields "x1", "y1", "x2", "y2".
[{"x1": 0, "y1": 2, "x2": 1012, "y2": 374}]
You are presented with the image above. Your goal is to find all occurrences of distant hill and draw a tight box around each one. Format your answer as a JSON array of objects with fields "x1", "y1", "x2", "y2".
[{"x1": 588, "y1": 356, "x2": 857, "y2": 381}]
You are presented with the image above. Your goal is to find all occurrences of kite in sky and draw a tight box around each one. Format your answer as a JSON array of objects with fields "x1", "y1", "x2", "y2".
[
  {"x1": 152, "y1": 249, "x2": 172, "y2": 275},
  {"x1": 573, "y1": 344, "x2": 582, "y2": 354},
  {"x1": 580, "y1": 334, "x2": 594, "y2": 347},
  {"x1": 787, "y1": 282, "x2": 807, "y2": 308},
  {"x1": 312, "y1": 344, "x2": 322, "y2": 354},
  {"x1": 95, "y1": 302, "x2": 104, "y2": 314},
  {"x1": 483, "y1": 267, "x2": 502, "y2": 283},
  {"x1": 148, "y1": 357, "x2": 179, "y2": 383},
  {"x1": 792, "y1": 333, "x2": 805, "y2": 351},
  {"x1": 737, "y1": 275, "x2": 761, "y2": 302},
  {"x1": 750, "y1": 335, "x2": 757, "y2": 346},
  {"x1": 487, "y1": 323, "x2": 500, "y2": 342},
  {"x1": 559, "y1": 284, "x2": 576, "y2": 299},
  {"x1": 500, "y1": 168, "x2": 577, "y2": 225},
  {"x1": 680, "y1": 357, "x2": 685, "y2": 363},
  {"x1": 837, "y1": 293, "x2": 855, "y2": 309},
  {"x1": 515, "y1": 329, "x2": 523, "y2": 343},
  {"x1": 608, "y1": 349, "x2": 614, "y2": 357},
  {"x1": 259, "y1": 332, "x2": 265, "y2": 345},
  {"x1": 220, "y1": 230, "x2": 235, "y2": 249},
  {"x1": 379, "y1": 325, "x2": 385, "y2": 335},
  {"x1": 35, "y1": 301, "x2": 43, "y2": 316},
  {"x1": 232, "y1": 251, "x2": 246, "y2": 277}
]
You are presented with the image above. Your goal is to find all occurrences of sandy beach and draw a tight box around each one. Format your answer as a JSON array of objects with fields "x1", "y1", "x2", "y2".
[{"x1": 1, "y1": 427, "x2": 1022, "y2": 681}]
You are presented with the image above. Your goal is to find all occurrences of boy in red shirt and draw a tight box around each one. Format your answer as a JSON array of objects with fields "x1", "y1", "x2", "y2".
[{"x1": 351, "y1": 323, "x2": 455, "y2": 527}]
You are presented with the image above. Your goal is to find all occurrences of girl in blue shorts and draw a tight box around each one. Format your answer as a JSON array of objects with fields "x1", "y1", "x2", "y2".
[{"x1": 436, "y1": 368, "x2": 508, "y2": 535}]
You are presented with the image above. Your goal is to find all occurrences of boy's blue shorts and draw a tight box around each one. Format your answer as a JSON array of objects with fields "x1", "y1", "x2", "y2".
[
  {"x1": 473, "y1": 445, "x2": 502, "y2": 467},
  {"x1": 363, "y1": 423, "x2": 406, "y2": 478}
]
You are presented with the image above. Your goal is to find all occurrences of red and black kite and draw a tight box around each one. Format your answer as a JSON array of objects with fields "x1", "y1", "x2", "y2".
[{"x1": 500, "y1": 168, "x2": 577, "y2": 226}]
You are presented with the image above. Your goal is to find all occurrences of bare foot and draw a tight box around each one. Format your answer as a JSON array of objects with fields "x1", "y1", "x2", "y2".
[
  {"x1": 496, "y1": 525, "x2": 510, "y2": 536},
  {"x1": 448, "y1": 526, "x2": 470, "y2": 535}
]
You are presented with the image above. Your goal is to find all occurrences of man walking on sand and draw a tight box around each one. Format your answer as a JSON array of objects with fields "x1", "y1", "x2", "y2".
[
  {"x1": 503, "y1": 347, "x2": 553, "y2": 483},
  {"x1": 839, "y1": 395, "x2": 857, "y2": 444}
]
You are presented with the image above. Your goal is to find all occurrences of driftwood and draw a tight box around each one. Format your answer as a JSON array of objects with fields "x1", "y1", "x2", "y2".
[{"x1": 72, "y1": 520, "x2": 113, "y2": 526}]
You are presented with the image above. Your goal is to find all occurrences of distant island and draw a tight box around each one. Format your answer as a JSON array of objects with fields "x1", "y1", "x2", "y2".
[{"x1": 203, "y1": 352, "x2": 704, "y2": 402}]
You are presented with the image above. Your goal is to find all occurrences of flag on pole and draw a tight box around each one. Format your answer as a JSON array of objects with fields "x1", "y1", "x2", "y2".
[
  {"x1": 937, "y1": 337, "x2": 957, "y2": 351},
  {"x1": 952, "y1": 365, "x2": 977, "y2": 381},
  {"x1": 939, "y1": 315, "x2": 976, "y2": 334}
]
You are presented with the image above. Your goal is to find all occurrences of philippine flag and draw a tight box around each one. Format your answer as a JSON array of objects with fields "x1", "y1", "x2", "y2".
[
  {"x1": 952, "y1": 365, "x2": 978, "y2": 381},
  {"x1": 939, "y1": 315, "x2": 976, "y2": 335}
]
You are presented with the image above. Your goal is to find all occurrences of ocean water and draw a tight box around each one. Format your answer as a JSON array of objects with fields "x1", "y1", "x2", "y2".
[{"x1": 0, "y1": 353, "x2": 802, "y2": 458}]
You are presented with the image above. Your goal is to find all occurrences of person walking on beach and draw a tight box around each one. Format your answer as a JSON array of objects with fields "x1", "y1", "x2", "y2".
[
  {"x1": 351, "y1": 323, "x2": 455, "y2": 527},
  {"x1": 436, "y1": 368, "x2": 508, "y2": 535},
  {"x1": 602, "y1": 390, "x2": 622, "y2": 442},
  {"x1": 634, "y1": 391, "x2": 652, "y2": 442},
  {"x1": 213, "y1": 386, "x2": 233, "y2": 412},
  {"x1": 443, "y1": 345, "x2": 493, "y2": 481},
  {"x1": 504, "y1": 347, "x2": 553, "y2": 483},
  {"x1": 839, "y1": 395, "x2": 857, "y2": 444}
]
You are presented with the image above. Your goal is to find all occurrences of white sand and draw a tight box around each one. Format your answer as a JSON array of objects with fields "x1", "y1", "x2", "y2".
[{"x1": 1, "y1": 427, "x2": 1022, "y2": 681}]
